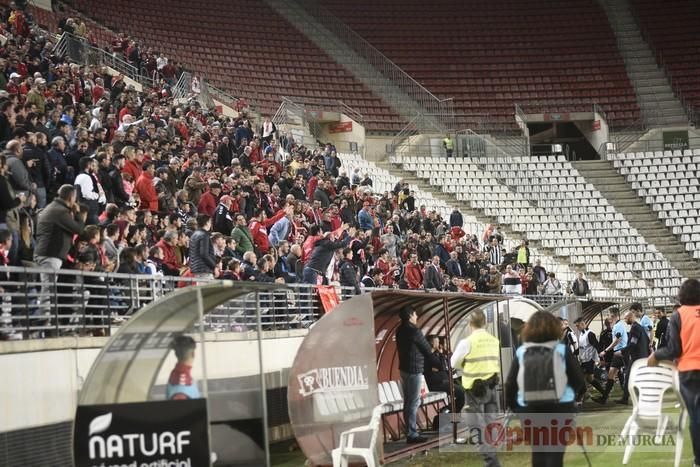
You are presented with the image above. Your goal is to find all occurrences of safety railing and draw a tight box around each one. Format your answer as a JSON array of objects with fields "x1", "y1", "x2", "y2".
[
  {"x1": 272, "y1": 96, "x2": 365, "y2": 149},
  {"x1": 53, "y1": 32, "x2": 156, "y2": 89},
  {"x1": 611, "y1": 134, "x2": 700, "y2": 153},
  {"x1": 171, "y1": 71, "x2": 192, "y2": 100},
  {"x1": 0, "y1": 266, "x2": 666, "y2": 341},
  {"x1": 0, "y1": 266, "x2": 331, "y2": 339}
]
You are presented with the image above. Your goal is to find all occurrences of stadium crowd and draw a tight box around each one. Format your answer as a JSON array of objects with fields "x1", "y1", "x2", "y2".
[{"x1": 0, "y1": 5, "x2": 586, "y2": 339}]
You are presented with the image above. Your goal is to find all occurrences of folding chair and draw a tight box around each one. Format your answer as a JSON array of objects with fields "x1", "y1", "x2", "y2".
[
  {"x1": 620, "y1": 360, "x2": 687, "y2": 467},
  {"x1": 332, "y1": 405, "x2": 384, "y2": 467}
]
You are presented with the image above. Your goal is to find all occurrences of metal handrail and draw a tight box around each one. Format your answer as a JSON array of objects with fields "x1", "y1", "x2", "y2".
[
  {"x1": 53, "y1": 32, "x2": 156, "y2": 89},
  {"x1": 0, "y1": 265, "x2": 671, "y2": 340}
]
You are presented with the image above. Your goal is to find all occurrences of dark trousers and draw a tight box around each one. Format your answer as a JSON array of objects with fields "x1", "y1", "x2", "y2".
[
  {"x1": 679, "y1": 376, "x2": 700, "y2": 465},
  {"x1": 531, "y1": 450, "x2": 565, "y2": 467}
]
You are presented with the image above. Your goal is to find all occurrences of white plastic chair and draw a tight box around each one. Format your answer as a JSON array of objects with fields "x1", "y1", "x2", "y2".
[
  {"x1": 332, "y1": 405, "x2": 384, "y2": 467},
  {"x1": 620, "y1": 360, "x2": 687, "y2": 467}
]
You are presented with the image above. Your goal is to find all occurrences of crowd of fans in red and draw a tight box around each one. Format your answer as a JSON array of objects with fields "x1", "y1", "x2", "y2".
[{"x1": 0, "y1": 5, "x2": 591, "y2": 338}]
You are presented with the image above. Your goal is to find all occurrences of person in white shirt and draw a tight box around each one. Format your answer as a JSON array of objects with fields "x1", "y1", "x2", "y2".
[
  {"x1": 260, "y1": 115, "x2": 277, "y2": 144},
  {"x1": 117, "y1": 114, "x2": 145, "y2": 133},
  {"x1": 156, "y1": 53, "x2": 168, "y2": 71},
  {"x1": 74, "y1": 156, "x2": 106, "y2": 225}
]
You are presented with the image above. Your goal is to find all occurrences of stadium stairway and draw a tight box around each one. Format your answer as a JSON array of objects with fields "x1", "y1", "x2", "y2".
[
  {"x1": 599, "y1": 0, "x2": 688, "y2": 127},
  {"x1": 374, "y1": 158, "x2": 627, "y2": 295},
  {"x1": 573, "y1": 160, "x2": 700, "y2": 278},
  {"x1": 263, "y1": 0, "x2": 443, "y2": 134}
]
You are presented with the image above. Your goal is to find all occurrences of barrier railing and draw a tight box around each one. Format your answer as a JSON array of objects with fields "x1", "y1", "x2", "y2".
[
  {"x1": 53, "y1": 32, "x2": 156, "y2": 89},
  {"x1": 0, "y1": 266, "x2": 671, "y2": 341}
]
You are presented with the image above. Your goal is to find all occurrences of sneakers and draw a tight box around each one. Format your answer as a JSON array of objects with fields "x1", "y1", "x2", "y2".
[
  {"x1": 406, "y1": 436, "x2": 428, "y2": 444},
  {"x1": 592, "y1": 396, "x2": 607, "y2": 405}
]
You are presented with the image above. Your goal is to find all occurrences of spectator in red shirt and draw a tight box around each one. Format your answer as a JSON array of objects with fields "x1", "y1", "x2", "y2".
[
  {"x1": 135, "y1": 161, "x2": 158, "y2": 212},
  {"x1": 121, "y1": 146, "x2": 142, "y2": 182},
  {"x1": 248, "y1": 209, "x2": 271, "y2": 255},
  {"x1": 404, "y1": 253, "x2": 424, "y2": 289},
  {"x1": 155, "y1": 230, "x2": 182, "y2": 275},
  {"x1": 197, "y1": 182, "x2": 221, "y2": 218},
  {"x1": 91, "y1": 77, "x2": 104, "y2": 105}
]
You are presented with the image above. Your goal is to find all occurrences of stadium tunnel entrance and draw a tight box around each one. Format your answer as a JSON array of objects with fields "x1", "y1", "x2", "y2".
[{"x1": 517, "y1": 107, "x2": 609, "y2": 161}]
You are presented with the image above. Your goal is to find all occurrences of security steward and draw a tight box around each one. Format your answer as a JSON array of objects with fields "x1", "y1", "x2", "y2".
[
  {"x1": 451, "y1": 309, "x2": 501, "y2": 467},
  {"x1": 648, "y1": 279, "x2": 700, "y2": 466},
  {"x1": 443, "y1": 134, "x2": 454, "y2": 159}
]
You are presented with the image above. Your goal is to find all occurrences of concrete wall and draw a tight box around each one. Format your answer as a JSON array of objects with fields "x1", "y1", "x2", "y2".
[
  {"x1": 574, "y1": 111, "x2": 609, "y2": 157},
  {"x1": 364, "y1": 136, "x2": 394, "y2": 162},
  {"x1": 0, "y1": 332, "x2": 306, "y2": 433},
  {"x1": 33, "y1": 0, "x2": 52, "y2": 10},
  {"x1": 317, "y1": 114, "x2": 366, "y2": 156}
]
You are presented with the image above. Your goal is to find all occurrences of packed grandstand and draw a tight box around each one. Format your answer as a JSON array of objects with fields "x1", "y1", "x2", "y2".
[
  {"x1": 0, "y1": 0, "x2": 697, "y2": 341},
  {"x1": 0, "y1": 1, "x2": 700, "y2": 467}
]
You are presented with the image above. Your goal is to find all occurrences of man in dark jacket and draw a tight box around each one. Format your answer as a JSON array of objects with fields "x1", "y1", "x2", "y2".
[
  {"x1": 213, "y1": 195, "x2": 234, "y2": 235},
  {"x1": 445, "y1": 250, "x2": 463, "y2": 278},
  {"x1": 449, "y1": 207, "x2": 463, "y2": 228},
  {"x1": 302, "y1": 227, "x2": 354, "y2": 285},
  {"x1": 188, "y1": 214, "x2": 216, "y2": 279},
  {"x1": 423, "y1": 255, "x2": 444, "y2": 290},
  {"x1": 97, "y1": 153, "x2": 115, "y2": 205},
  {"x1": 396, "y1": 306, "x2": 440, "y2": 444},
  {"x1": 109, "y1": 154, "x2": 131, "y2": 207},
  {"x1": 654, "y1": 308, "x2": 669, "y2": 349},
  {"x1": 338, "y1": 248, "x2": 360, "y2": 295},
  {"x1": 618, "y1": 309, "x2": 650, "y2": 404},
  {"x1": 34, "y1": 184, "x2": 86, "y2": 313}
]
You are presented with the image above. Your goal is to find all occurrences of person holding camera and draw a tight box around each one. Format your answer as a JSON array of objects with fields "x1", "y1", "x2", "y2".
[{"x1": 450, "y1": 309, "x2": 501, "y2": 467}]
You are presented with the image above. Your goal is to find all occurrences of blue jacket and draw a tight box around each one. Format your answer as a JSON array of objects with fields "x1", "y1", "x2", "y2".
[
  {"x1": 358, "y1": 209, "x2": 373, "y2": 231},
  {"x1": 268, "y1": 216, "x2": 290, "y2": 247}
]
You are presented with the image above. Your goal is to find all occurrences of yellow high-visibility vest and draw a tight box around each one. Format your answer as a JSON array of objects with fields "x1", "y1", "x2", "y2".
[
  {"x1": 443, "y1": 137, "x2": 454, "y2": 150},
  {"x1": 460, "y1": 329, "x2": 500, "y2": 390}
]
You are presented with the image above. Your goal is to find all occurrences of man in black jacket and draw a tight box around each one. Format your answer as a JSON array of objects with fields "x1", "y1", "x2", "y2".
[
  {"x1": 188, "y1": 214, "x2": 216, "y2": 280},
  {"x1": 449, "y1": 207, "x2": 463, "y2": 228},
  {"x1": 302, "y1": 227, "x2": 354, "y2": 285},
  {"x1": 96, "y1": 153, "x2": 115, "y2": 205},
  {"x1": 338, "y1": 247, "x2": 360, "y2": 295},
  {"x1": 396, "y1": 306, "x2": 440, "y2": 444},
  {"x1": 108, "y1": 154, "x2": 131, "y2": 207},
  {"x1": 423, "y1": 255, "x2": 444, "y2": 290},
  {"x1": 618, "y1": 310, "x2": 650, "y2": 404},
  {"x1": 654, "y1": 308, "x2": 669, "y2": 349}
]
